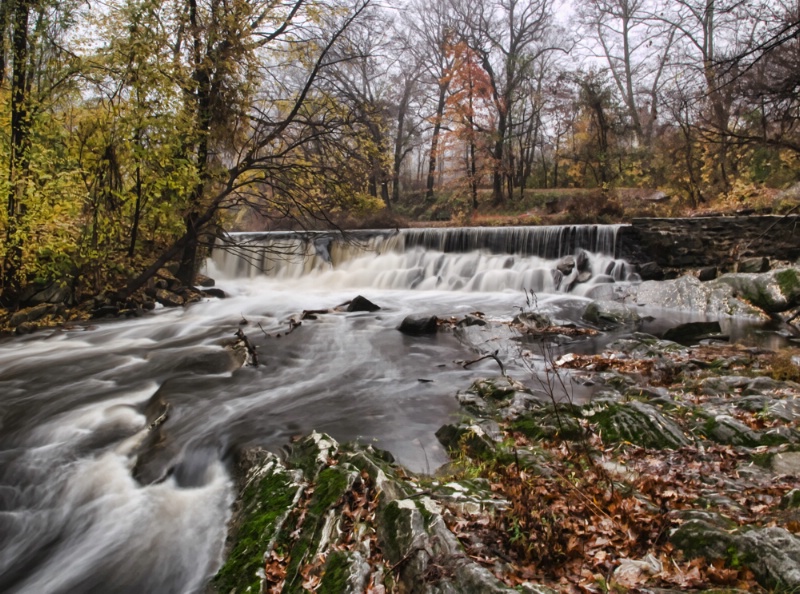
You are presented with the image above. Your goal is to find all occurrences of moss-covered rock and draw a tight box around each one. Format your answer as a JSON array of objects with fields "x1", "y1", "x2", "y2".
[
  {"x1": 672, "y1": 520, "x2": 800, "y2": 590},
  {"x1": 716, "y1": 267, "x2": 800, "y2": 313},
  {"x1": 212, "y1": 451, "x2": 304, "y2": 594},
  {"x1": 510, "y1": 404, "x2": 585, "y2": 441},
  {"x1": 587, "y1": 401, "x2": 691, "y2": 449}
]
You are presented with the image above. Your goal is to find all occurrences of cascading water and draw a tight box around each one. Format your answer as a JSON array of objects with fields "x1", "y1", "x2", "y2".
[
  {"x1": 212, "y1": 225, "x2": 638, "y2": 294},
  {"x1": 0, "y1": 224, "x2": 645, "y2": 594}
]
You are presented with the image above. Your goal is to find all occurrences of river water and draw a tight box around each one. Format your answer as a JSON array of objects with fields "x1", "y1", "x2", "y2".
[{"x1": 0, "y1": 225, "x2": 778, "y2": 593}]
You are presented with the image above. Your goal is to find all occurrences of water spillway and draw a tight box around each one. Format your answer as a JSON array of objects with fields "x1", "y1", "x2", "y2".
[{"x1": 211, "y1": 224, "x2": 637, "y2": 294}]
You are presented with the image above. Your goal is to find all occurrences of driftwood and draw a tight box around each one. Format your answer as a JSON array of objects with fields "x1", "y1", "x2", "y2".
[
  {"x1": 234, "y1": 328, "x2": 259, "y2": 367},
  {"x1": 462, "y1": 350, "x2": 507, "y2": 376}
]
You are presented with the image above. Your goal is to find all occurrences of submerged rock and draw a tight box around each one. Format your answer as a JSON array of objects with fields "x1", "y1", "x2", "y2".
[
  {"x1": 662, "y1": 321, "x2": 722, "y2": 343},
  {"x1": 582, "y1": 300, "x2": 640, "y2": 329}
]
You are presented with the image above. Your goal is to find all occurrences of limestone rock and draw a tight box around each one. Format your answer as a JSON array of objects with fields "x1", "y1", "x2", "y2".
[
  {"x1": 735, "y1": 528, "x2": 800, "y2": 589},
  {"x1": 715, "y1": 267, "x2": 800, "y2": 313},
  {"x1": 631, "y1": 274, "x2": 767, "y2": 318}
]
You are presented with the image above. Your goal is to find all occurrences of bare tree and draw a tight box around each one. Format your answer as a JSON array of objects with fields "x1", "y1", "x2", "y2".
[
  {"x1": 454, "y1": 0, "x2": 564, "y2": 204},
  {"x1": 578, "y1": 0, "x2": 675, "y2": 148}
]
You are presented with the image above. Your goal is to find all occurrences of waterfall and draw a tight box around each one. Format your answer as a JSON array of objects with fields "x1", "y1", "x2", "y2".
[{"x1": 209, "y1": 225, "x2": 637, "y2": 294}]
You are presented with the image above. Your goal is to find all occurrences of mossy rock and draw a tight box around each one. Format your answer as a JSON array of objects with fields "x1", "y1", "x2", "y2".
[
  {"x1": 588, "y1": 401, "x2": 691, "y2": 449},
  {"x1": 670, "y1": 519, "x2": 736, "y2": 562},
  {"x1": 212, "y1": 452, "x2": 304, "y2": 594},
  {"x1": 673, "y1": 521, "x2": 800, "y2": 590},
  {"x1": 287, "y1": 431, "x2": 339, "y2": 479},
  {"x1": 716, "y1": 268, "x2": 800, "y2": 313},
  {"x1": 698, "y1": 414, "x2": 762, "y2": 447},
  {"x1": 435, "y1": 422, "x2": 497, "y2": 459},
  {"x1": 469, "y1": 377, "x2": 519, "y2": 401},
  {"x1": 511, "y1": 404, "x2": 584, "y2": 441},
  {"x1": 280, "y1": 465, "x2": 359, "y2": 594},
  {"x1": 318, "y1": 550, "x2": 370, "y2": 593}
]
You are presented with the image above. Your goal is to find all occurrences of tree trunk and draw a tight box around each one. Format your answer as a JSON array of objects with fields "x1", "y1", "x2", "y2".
[
  {"x1": 3, "y1": 0, "x2": 31, "y2": 298},
  {"x1": 426, "y1": 83, "x2": 448, "y2": 200}
]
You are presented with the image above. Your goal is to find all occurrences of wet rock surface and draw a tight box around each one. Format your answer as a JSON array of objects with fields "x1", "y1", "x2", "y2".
[{"x1": 215, "y1": 319, "x2": 800, "y2": 592}]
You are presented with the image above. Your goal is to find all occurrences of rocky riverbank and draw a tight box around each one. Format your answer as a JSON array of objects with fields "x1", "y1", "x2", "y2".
[{"x1": 210, "y1": 294, "x2": 800, "y2": 593}]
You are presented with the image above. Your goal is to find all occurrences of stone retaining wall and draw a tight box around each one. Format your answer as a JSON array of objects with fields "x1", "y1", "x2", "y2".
[{"x1": 617, "y1": 216, "x2": 800, "y2": 270}]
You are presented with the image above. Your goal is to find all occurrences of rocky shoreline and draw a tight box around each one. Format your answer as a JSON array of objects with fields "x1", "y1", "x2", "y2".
[{"x1": 208, "y1": 274, "x2": 800, "y2": 593}]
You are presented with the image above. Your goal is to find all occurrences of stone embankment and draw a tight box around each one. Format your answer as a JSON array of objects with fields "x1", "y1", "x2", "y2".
[{"x1": 618, "y1": 215, "x2": 800, "y2": 272}]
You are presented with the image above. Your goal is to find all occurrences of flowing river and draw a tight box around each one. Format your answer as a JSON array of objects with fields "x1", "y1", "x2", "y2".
[{"x1": 0, "y1": 225, "x2": 778, "y2": 593}]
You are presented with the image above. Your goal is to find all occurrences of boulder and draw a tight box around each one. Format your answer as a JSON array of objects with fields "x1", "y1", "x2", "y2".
[
  {"x1": 155, "y1": 289, "x2": 185, "y2": 307},
  {"x1": 715, "y1": 267, "x2": 800, "y2": 313},
  {"x1": 397, "y1": 314, "x2": 438, "y2": 335},
  {"x1": 582, "y1": 300, "x2": 640, "y2": 328},
  {"x1": 155, "y1": 268, "x2": 181, "y2": 291},
  {"x1": 737, "y1": 257, "x2": 770, "y2": 273},
  {"x1": 587, "y1": 401, "x2": 691, "y2": 449},
  {"x1": 458, "y1": 314, "x2": 488, "y2": 327},
  {"x1": 662, "y1": 321, "x2": 722, "y2": 343},
  {"x1": 638, "y1": 261, "x2": 664, "y2": 281},
  {"x1": 697, "y1": 266, "x2": 718, "y2": 281},
  {"x1": 346, "y1": 295, "x2": 381, "y2": 312},
  {"x1": 19, "y1": 281, "x2": 71, "y2": 306},
  {"x1": 556, "y1": 256, "x2": 575, "y2": 275},
  {"x1": 194, "y1": 274, "x2": 215, "y2": 287},
  {"x1": 201, "y1": 288, "x2": 227, "y2": 299},
  {"x1": 91, "y1": 304, "x2": 120, "y2": 319},
  {"x1": 673, "y1": 520, "x2": 800, "y2": 590},
  {"x1": 9, "y1": 303, "x2": 54, "y2": 327},
  {"x1": 513, "y1": 311, "x2": 551, "y2": 330},
  {"x1": 630, "y1": 274, "x2": 767, "y2": 318}
]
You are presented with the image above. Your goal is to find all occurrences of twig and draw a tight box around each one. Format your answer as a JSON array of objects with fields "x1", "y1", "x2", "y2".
[
  {"x1": 257, "y1": 322, "x2": 270, "y2": 338},
  {"x1": 462, "y1": 350, "x2": 506, "y2": 376}
]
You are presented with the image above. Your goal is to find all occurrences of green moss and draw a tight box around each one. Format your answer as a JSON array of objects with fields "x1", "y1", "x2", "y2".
[
  {"x1": 511, "y1": 407, "x2": 583, "y2": 441},
  {"x1": 213, "y1": 464, "x2": 299, "y2": 594},
  {"x1": 318, "y1": 551, "x2": 352, "y2": 593},
  {"x1": 281, "y1": 466, "x2": 353, "y2": 594},
  {"x1": 378, "y1": 500, "x2": 407, "y2": 562},
  {"x1": 591, "y1": 403, "x2": 688, "y2": 449},
  {"x1": 751, "y1": 451, "x2": 775, "y2": 468},
  {"x1": 776, "y1": 269, "x2": 800, "y2": 295}
]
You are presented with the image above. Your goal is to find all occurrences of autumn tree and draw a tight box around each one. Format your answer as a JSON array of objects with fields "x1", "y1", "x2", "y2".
[{"x1": 441, "y1": 40, "x2": 496, "y2": 208}]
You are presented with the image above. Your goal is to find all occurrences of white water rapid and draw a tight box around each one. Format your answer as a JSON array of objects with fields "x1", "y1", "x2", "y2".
[{"x1": 0, "y1": 225, "x2": 669, "y2": 593}]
